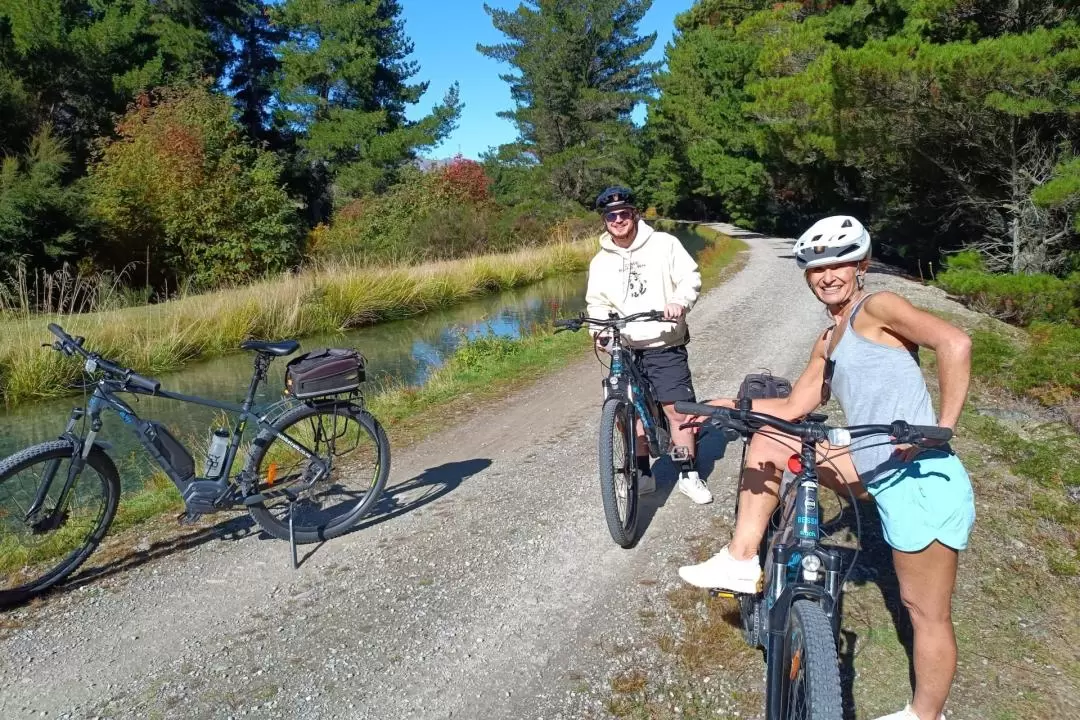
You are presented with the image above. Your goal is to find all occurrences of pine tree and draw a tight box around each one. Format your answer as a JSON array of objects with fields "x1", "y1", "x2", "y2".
[
  {"x1": 273, "y1": 0, "x2": 460, "y2": 211},
  {"x1": 478, "y1": 0, "x2": 660, "y2": 206}
]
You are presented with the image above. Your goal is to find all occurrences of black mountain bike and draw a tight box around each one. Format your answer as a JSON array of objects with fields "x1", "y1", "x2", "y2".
[
  {"x1": 0, "y1": 324, "x2": 390, "y2": 607},
  {"x1": 555, "y1": 310, "x2": 686, "y2": 547},
  {"x1": 675, "y1": 401, "x2": 951, "y2": 720}
]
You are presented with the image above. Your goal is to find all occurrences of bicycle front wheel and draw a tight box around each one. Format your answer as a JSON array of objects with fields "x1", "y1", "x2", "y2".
[
  {"x1": 246, "y1": 400, "x2": 390, "y2": 544},
  {"x1": 598, "y1": 397, "x2": 638, "y2": 547},
  {"x1": 0, "y1": 441, "x2": 120, "y2": 607},
  {"x1": 783, "y1": 599, "x2": 843, "y2": 720}
]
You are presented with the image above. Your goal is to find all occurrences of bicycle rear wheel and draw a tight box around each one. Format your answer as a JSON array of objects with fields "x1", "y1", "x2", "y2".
[
  {"x1": 0, "y1": 441, "x2": 120, "y2": 607},
  {"x1": 598, "y1": 397, "x2": 638, "y2": 547},
  {"x1": 246, "y1": 400, "x2": 390, "y2": 544},
  {"x1": 782, "y1": 599, "x2": 843, "y2": 720}
]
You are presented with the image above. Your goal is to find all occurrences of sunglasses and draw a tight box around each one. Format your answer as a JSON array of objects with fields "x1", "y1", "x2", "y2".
[
  {"x1": 821, "y1": 357, "x2": 835, "y2": 405},
  {"x1": 604, "y1": 210, "x2": 634, "y2": 222}
]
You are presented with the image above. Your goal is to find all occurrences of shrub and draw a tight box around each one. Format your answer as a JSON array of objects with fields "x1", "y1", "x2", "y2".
[
  {"x1": 87, "y1": 85, "x2": 302, "y2": 289},
  {"x1": 312, "y1": 160, "x2": 590, "y2": 264},
  {"x1": 0, "y1": 125, "x2": 86, "y2": 273},
  {"x1": 970, "y1": 322, "x2": 1080, "y2": 404},
  {"x1": 936, "y1": 264, "x2": 1080, "y2": 326}
]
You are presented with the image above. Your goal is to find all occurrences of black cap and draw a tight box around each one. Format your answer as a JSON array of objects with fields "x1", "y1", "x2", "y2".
[{"x1": 595, "y1": 186, "x2": 635, "y2": 213}]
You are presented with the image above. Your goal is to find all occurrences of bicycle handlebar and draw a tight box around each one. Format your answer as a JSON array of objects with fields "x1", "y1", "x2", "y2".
[
  {"x1": 554, "y1": 310, "x2": 667, "y2": 332},
  {"x1": 48, "y1": 323, "x2": 160, "y2": 394},
  {"x1": 673, "y1": 402, "x2": 952, "y2": 447}
]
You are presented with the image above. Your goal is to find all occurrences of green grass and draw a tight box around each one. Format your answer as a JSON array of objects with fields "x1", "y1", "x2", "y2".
[{"x1": 0, "y1": 233, "x2": 596, "y2": 408}]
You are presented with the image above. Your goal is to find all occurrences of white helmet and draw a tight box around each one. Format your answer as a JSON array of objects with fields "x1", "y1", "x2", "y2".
[{"x1": 793, "y1": 215, "x2": 871, "y2": 270}]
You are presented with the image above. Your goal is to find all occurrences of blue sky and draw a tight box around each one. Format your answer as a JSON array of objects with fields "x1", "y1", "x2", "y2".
[{"x1": 399, "y1": 0, "x2": 695, "y2": 159}]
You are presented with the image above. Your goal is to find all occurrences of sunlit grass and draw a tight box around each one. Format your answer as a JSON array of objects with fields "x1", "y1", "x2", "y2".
[{"x1": 0, "y1": 230, "x2": 595, "y2": 407}]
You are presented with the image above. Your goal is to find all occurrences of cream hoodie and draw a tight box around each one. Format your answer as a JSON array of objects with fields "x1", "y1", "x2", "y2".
[{"x1": 585, "y1": 220, "x2": 701, "y2": 349}]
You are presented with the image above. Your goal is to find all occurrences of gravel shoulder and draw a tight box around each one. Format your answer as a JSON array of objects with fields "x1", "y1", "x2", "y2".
[{"x1": 1, "y1": 225, "x2": 974, "y2": 720}]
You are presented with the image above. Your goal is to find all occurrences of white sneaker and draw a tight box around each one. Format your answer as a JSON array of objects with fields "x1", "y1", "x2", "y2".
[
  {"x1": 871, "y1": 705, "x2": 945, "y2": 720},
  {"x1": 678, "y1": 545, "x2": 761, "y2": 594},
  {"x1": 637, "y1": 471, "x2": 656, "y2": 495},
  {"x1": 677, "y1": 470, "x2": 712, "y2": 504}
]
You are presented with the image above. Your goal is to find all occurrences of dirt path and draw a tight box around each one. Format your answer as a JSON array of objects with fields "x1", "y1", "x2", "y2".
[{"x1": 0, "y1": 226, "x2": 960, "y2": 720}]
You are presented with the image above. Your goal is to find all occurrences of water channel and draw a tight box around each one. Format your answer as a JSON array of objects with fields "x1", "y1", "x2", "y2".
[{"x1": 0, "y1": 272, "x2": 588, "y2": 490}]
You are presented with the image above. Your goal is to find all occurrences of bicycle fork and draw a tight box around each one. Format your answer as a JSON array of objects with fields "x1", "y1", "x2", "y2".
[{"x1": 24, "y1": 408, "x2": 98, "y2": 532}]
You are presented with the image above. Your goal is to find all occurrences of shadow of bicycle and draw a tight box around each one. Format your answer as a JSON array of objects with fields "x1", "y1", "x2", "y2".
[{"x1": 52, "y1": 459, "x2": 490, "y2": 595}]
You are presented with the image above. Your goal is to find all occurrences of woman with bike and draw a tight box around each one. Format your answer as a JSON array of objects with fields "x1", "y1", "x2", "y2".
[{"x1": 679, "y1": 216, "x2": 975, "y2": 720}]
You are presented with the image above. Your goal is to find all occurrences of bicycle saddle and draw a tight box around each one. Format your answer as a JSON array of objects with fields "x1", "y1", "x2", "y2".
[{"x1": 240, "y1": 339, "x2": 300, "y2": 357}]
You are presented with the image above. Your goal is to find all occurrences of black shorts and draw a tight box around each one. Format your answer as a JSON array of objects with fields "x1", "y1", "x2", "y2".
[{"x1": 634, "y1": 345, "x2": 696, "y2": 403}]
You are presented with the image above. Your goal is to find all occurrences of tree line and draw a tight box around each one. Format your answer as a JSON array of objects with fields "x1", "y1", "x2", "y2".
[{"x1": 2, "y1": 0, "x2": 1077, "y2": 297}]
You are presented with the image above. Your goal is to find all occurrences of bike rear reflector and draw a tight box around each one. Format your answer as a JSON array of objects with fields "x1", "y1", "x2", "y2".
[
  {"x1": 787, "y1": 454, "x2": 803, "y2": 474},
  {"x1": 266, "y1": 463, "x2": 278, "y2": 486}
]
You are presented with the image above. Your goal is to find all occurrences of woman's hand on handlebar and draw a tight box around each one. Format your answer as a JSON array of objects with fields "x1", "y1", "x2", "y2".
[{"x1": 892, "y1": 425, "x2": 951, "y2": 462}]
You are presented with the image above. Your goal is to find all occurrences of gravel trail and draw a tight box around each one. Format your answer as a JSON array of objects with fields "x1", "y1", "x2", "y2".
[{"x1": 0, "y1": 226, "x2": 962, "y2": 720}]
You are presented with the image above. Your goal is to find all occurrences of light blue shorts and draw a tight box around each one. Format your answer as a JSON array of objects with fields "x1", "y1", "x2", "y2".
[{"x1": 865, "y1": 449, "x2": 976, "y2": 552}]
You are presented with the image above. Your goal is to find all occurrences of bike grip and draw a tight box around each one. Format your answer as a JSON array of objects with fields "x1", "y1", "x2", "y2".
[
  {"x1": 127, "y1": 372, "x2": 161, "y2": 394},
  {"x1": 47, "y1": 323, "x2": 67, "y2": 340},
  {"x1": 553, "y1": 319, "x2": 574, "y2": 328},
  {"x1": 917, "y1": 425, "x2": 953, "y2": 442},
  {"x1": 674, "y1": 401, "x2": 720, "y2": 417}
]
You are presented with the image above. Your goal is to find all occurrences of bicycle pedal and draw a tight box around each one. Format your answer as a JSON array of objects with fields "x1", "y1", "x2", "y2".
[{"x1": 669, "y1": 445, "x2": 691, "y2": 462}]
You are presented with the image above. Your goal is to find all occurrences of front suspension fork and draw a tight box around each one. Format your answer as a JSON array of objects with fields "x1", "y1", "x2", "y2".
[{"x1": 25, "y1": 406, "x2": 98, "y2": 526}]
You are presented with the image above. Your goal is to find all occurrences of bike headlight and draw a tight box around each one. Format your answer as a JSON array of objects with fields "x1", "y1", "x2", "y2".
[
  {"x1": 801, "y1": 554, "x2": 822, "y2": 573},
  {"x1": 827, "y1": 428, "x2": 851, "y2": 448}
]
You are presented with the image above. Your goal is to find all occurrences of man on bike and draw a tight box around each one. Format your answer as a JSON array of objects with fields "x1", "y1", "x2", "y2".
[{"x1": 585, "y1": 186, "x2": 711, "y2": 504}]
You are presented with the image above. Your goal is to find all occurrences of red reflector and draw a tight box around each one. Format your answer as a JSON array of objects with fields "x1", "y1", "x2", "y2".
[{"x1": 787, "y1": 455, "x2": 803, "y2": 474}]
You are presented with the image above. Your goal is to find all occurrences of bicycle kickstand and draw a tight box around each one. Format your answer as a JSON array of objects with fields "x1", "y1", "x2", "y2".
[{"x1": 288, "y1": 499, "x2": 298, "y2": 570}]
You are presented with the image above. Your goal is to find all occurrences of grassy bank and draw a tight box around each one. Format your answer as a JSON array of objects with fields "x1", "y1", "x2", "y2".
[
  {"x1": 0, "y1": 234, "x2": 595, "y2": 407},
  {"x1": 2, "y1": 227, "x2": 748, "y2": 590}
]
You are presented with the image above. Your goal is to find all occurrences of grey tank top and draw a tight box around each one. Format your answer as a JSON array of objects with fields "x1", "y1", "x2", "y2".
[{"x1": 829, "y1": 293, "x2": 936, "y2": 481}]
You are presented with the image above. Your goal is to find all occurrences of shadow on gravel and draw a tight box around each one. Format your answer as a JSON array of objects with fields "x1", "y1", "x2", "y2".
[
  {"x1": 636, "y1": 455, "x2": 679, "y2": 541},
  {"x1": 827, "y1": 501, "x2": 915, "y2": 720},
  {"x1": 341, "y1": 458, "x2": 490, "y2": 532},
  {"x1": 634, "y1": 426, "x2": 739, "y2": 544},
  {"x1": 291, "y1": 458, "x2": 492, "y2": 566},
  {"x1": 56, "y1": 460, "x2": 492, "y2": 592},
  {"x1": 62, "y1": 514, "x2": 258, "y2": 594}
]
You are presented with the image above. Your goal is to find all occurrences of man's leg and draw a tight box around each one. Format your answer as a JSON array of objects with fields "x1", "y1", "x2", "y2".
[
  {"x1": 638, "y1": 345, "x2": 711, "y2": 503},
  {"x1": 634, "y1": 417, "x2": 655, "y2": 494}
]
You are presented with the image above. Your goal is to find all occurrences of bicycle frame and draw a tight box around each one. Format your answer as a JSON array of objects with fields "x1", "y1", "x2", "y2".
[
  {"x1": 602, "y1": 330, "x2": 671, "y2": 459},
  {"x1": 47, "y1": 353, "x2": 336, "y2": 520}
]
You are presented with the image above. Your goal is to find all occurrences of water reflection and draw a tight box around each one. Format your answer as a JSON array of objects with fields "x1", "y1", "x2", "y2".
[{"x1": 0, "y1": 272, "x2": 588, "y2": 489}]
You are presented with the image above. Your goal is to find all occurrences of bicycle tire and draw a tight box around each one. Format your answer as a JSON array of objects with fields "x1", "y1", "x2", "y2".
[
  {"x1": 246, "y1": 401, "x2": 390, "y2": 544},
  {"x1": 782, "y1": 599, "x2": 843, "y2": 720},
  {"x1": 0, "y1": 440, "x2": 120, "y2": 607},
  {"x1": 598, "y1": 397, "x2": 638, "y2": 547}
]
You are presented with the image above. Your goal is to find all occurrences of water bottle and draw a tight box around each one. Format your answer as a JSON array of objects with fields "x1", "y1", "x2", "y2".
[{"x1": 204, "y1": 428, "x2": 230, "y2": 479}]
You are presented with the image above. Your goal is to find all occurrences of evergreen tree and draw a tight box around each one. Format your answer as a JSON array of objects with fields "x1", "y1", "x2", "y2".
[
  {"x1": 273, "y1": 0, "x2": 461, "y2": 212},
  {"x1": 478, "y1": 0, "x2": 660, "y2": 206}
]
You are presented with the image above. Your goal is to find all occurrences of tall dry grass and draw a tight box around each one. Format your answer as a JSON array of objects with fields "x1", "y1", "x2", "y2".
[{"x1": 0, "y1": 229, "x2": 595, "y2": 406}]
